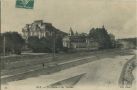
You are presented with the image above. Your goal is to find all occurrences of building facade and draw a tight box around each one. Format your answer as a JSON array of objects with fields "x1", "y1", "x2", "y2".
[
  {"x1": 22, "y1": 20, "x2": 67, "y2": 39},
  {"x1": 63, "y1": 28, "x2": 99, "y2": 50}
]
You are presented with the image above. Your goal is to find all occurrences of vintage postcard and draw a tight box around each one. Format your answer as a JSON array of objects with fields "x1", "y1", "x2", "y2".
[{"x1": 0, "y1": 0, "x2": 136, "y2": 90}]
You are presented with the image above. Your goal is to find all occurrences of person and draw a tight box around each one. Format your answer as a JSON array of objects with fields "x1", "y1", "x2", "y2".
[{"x1": 42, "y1": 63, "x2": 44, "y2": 68}]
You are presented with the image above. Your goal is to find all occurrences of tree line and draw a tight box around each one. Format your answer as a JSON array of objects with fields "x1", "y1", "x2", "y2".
[
  {"x1": 89, "y1": 26, "x2": 116, "y2": 49},
  {"x1": 0, "y1": 27, "x2": 116, "y2": 55},
  {"x1": 0, "y1": 32, "x2": 66, "y2": 55},
  {"x1": 27, "y1": 35, "x2": 64, "y2": 53}
]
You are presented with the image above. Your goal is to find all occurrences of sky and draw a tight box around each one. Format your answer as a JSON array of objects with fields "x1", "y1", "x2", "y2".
[{"x1": 1, "y1": 0, "x2": 137, "y2": 39}]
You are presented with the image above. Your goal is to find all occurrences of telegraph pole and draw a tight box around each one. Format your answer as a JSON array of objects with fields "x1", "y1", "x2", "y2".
[
  {"x1": 3, "y1": 35, "x2": 5, "y2": 56},
  {"x1": 0, "y1": 0, "x2": 1, "y2": 36},
  {"x1": 1, "y1": 0, "x2": 6, "y2": 56},
  {"x1": 52, "y1": 32, "x2": 56, "y2": 61},
  {"x1": 0, "y1": 0, "x2": 1, "y2": 87}
]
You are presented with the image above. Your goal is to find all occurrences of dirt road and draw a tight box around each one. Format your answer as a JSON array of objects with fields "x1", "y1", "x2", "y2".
[{"x1": 1, "y1": 55, "x2": 135, "y2": 90}]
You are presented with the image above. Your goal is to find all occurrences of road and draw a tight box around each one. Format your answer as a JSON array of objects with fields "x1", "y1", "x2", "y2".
[{"x1": 1, "y1": 54, "x2": 135, "y2": 90}]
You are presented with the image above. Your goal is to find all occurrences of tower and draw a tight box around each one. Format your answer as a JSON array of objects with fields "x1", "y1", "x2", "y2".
[{"x1": 69, "y1": 27, "x2": 74, "y2": 36}]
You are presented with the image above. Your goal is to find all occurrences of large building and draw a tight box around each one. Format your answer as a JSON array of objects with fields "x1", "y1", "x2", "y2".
[
  {"x1": 22, "y1": 20, "x2": 67, "y2": 39},
  {"x1": 63, "y1": 28, "x2": 99, "y2": 50}
]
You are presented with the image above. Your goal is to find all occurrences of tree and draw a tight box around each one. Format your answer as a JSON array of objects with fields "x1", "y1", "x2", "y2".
[
  {"x1": 27, "y1": 36, "x2": 53, "y2": 53},
  {"x1": 27, "y1": 35, "x2": 65, "y2": 53},
  {"x1": 40, "y1": 37, "x2": 52, "y2": 52},
  {"x1": 27, "y1": 36, "x2": 40, "y2": 52},
  {"x1": 55, "y1": 35, "x2": 63, "y2": 52},
  {"x1": 1, "y1": 32, "x2": 25, "y2": 55},
  {"x1": 109, "y1": 33, "x2": 116, "y2": 48},
  {"x1": 89, "y1": 26, "x2": 113, "y2": 49}
]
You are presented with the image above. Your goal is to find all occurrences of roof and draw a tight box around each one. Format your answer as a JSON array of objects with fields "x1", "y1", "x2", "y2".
[
  {"x1": 22, "y1": 20, "x2": 67, "y2": 35},
  {"x1": 66, "y1": 35, "x2": 94, "y2": 42}
]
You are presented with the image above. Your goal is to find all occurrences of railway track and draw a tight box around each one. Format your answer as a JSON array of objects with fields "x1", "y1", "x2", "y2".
[{"x1": 1, "y1": 56, "x2": 97, "y2": 84}]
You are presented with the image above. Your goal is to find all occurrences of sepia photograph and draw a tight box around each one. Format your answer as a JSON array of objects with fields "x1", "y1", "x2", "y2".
[{"x1": 0, "y1": 0, "x2": 136, "y2": 90}]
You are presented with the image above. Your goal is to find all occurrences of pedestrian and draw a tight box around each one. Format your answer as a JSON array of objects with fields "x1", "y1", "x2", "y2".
[{"x1": 42, "y1": 63, "x2": 44, "y2": 68}]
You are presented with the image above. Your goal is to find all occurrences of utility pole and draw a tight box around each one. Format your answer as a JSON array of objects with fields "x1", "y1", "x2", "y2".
[
  {"x1": 0, "y1": 0, "x2": 1, "y2": 86},
  {"x1": 0, "y1": 0, "x2": 1, "y2": 36},
  {"x1": 0, "y1": 1, "x2": 5, "y2": 57},
  {"x1": 52, "y1": 32, "x2": 56, "y2": 61},
  {"x1": 3, "y1": 35, "x2": 5, "y2": 56},
  {"x1": 88, "y1": 38, "x2": 90, "y2": 51},
  {"x1": 0, "y1": 0, "x2": 5, "y2": 56}
]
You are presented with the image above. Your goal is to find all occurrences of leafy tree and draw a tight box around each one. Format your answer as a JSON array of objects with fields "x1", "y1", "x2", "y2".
[
  {"x1": 89, "y1": 26, "x2": 113, "y2": 49},
  {"x1": 40, "y1": 37, "x2": 52, "y2": 52},
  {"x1": 55, "y1": 35, "x2": 63, "y2": 52},
  {"x1": 27, "y1": 36, "x2": 40, "y2": 52},
  {"x1": 109, "y1": 33, "x2": 116, "y2": 48},
  {"x1": 27, "y1": 36, "x2": 52, "y2": 53},
  {"x1": 27, "y1": 35, "x2": 65, "y2": 53},
  {"x1": 0, "y1": 32, "x2": 25, "y2": 55}
]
